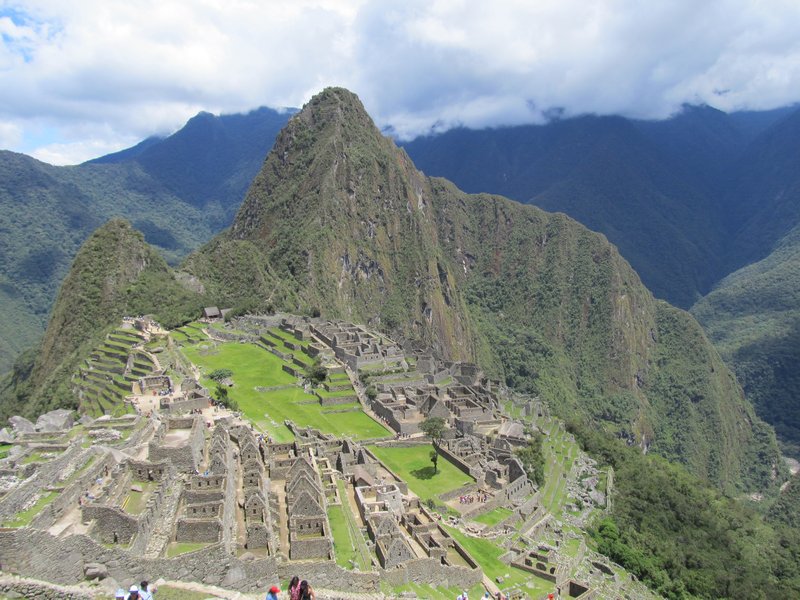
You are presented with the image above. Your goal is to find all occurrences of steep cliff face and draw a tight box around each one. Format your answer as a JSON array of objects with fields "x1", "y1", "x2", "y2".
[
  {"x1": 184, "y1": 88, "x2": 779, "y2": 491},
  {"x1": 185, "y1": 88, "x2": 476, "y2": 360}
]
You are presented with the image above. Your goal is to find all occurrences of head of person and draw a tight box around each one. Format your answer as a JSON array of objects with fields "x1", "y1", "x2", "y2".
[
  {"x1": 128, "y1": 585, "x2": 140, "y2": 598},
  {"x1": 140, "y1": 581, "x2": 149, "y2": 592},
  {"x1": 299, "y1": 580, "x2": 309, "y2": 597},
  {"x1": 289, "y1": 576, "x2": 299, "y2": 590},
  {"x1": 115, "y1": 589, "x2": 126, "y2": 600},
  {"x1": 270, "y1": 585, "x2": 280, "y2": 596}
]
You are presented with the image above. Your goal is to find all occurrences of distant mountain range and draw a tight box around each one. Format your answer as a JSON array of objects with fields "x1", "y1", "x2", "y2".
[{"x1": 2, "y1": 96, "x2": 800, "y2": 457}]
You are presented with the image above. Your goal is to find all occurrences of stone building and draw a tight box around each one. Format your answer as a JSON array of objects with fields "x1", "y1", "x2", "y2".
[{"x1": 285, "y1": 456, "x2": 332, "y2": 560}]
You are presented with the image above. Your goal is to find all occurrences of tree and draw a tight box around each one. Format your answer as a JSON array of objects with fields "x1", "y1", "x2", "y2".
[
  {"x1": 305, "y1": 357, "x2": 327, "y2": 386},
  {"x1": 209, "y1": 368, "x2": 233, "y2": 382},
  {"x1": 516, "y1": 433, "x2": 545, "y2": 486},
  {"x1": 420, "y1": 416, "x2": 446, "y2": 473}
]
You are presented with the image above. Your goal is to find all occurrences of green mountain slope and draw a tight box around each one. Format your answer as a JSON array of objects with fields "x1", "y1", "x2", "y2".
[
  {"x1": 692, "y1": 225, "x2": 800, "y2": 457},
  {"x1": 0, "y1": 219, "x2": 201, "y2": 420},
  {"x1": 0, "y1": 107, "x2": 289, "y2": 375},
  {"x1": 185, "y1": 87, "x2": 778, "y2": 491}
]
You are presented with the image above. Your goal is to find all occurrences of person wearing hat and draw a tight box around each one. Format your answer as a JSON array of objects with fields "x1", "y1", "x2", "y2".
[
  {"x1": 126, "y1": 585, "x2": 140, "y2": 600},
  {"x1": 115, "y1": 589, "x2": 126, "y2": 600},
  {"x1": 266, "y1": 585, "x2": 280, "y2": 600}
]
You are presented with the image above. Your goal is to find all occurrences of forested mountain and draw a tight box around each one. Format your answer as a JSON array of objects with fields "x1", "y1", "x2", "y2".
[
  {"x1": 4, "y1": 93, "x2": 800, "y2": 463},
  {"x1": 183, "y1": 88, "x2": 779, "y2": 492},
  {"x1": 692, "y1": 224, "x2": 800, "y2": 457},
  {"x1": 0, "y1": 107, "x2": 289, "y2": 374}
]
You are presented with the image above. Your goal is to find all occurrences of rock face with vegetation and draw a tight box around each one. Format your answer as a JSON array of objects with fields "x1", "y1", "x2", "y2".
[{"x1": 184, "y1": 87, "x2": 779, "y2": 492}]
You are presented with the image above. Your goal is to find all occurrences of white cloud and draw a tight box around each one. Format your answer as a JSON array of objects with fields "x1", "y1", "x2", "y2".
[{"x1": 1, "y1": 0, "x2": 800, "y2": 162}]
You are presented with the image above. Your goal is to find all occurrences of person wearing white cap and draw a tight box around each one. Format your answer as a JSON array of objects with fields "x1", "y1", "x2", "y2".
[
  {"x1": 115, "y1": 590, "x2": 126, "y2": 600},
  {"x1": 126, "y1": 585, "x2": 140, "y2": 600}
]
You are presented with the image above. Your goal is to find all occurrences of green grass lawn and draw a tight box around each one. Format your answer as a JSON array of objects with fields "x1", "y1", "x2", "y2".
[
  {"x1": 0, "y1": 444, "x2": 11, "y2": 459},
  {"x1": 165, "y1": 542, "x2": 210, "y2": 558},
  {"x1": 123, "y1": 481, "x2": 157, "y2": 515},
  {"x1": 3, "y1": 491, "x2": 58, "y2": 527},
  {"x1": 383, "y1": 581, "x2": 485, "y2": 600},
  {"x1": 328, "y1": 503, "x2": 356, "y2": 568},
  {"x1": 182, "y1": 342, "x2": 391, "y2": 442},
  {"x1": 153, "y1": 585, "x2": 223, "y2": 600},
  {"x1": 444, "y1": 525, "x2": 554, "y2": 596},
  {"x1": 472, "y1": 507, "x2": 513, "y2": 526},
  {"x1": 367, "y1": 445, "x2": 473, "y2": 501}
]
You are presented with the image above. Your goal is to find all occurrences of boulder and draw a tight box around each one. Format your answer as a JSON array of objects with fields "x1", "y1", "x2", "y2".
[
  {"x1": 9, "y1": 416, "x2": 35, "y2": 434},
  {"x1": 84, "y1": 562, "x2": 109, "y2": 580},
  {"x1": 239, "y1": 551, "x2": 256, "y2": 561},
  {"x1": 0, "y1": 427, "x2": 13, "y2": 443},
  {"x1": 131, "y1": 484, "x2": 143, "y2": 492},
  {"x1": 36, "y1": 408, "x2": 74, "y2": 432},
  {"x1": 79, "y1": 414, "x2": 96, "y2": 426}
]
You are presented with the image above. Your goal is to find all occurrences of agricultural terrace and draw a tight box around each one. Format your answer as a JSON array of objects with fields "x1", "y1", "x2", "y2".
[
  {"x1": 541, "y1": 422, "x2": 580, "y2": 518},
  {"x1": 367, "y1": 444, "x2": 473, "y2": 502},
  {"x1": 180, "y1": 340, "x2": 391, "y2": 442}
]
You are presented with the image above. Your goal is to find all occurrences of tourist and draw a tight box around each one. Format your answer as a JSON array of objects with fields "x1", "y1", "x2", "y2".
[
  {"x1": 298, "y1": 580, "x2": 315, "y2": 600},
  {"x1": 115, "y1": 589, "x2": 126, "y2": 600},
  {"x1": 266, "y1": 585, "x2": 280, "y2": 600},
  {"x1": 126, "y1": 585, "x2": 140, "y2": 600},
  {"x1": 288, "y1": 576, "x2": 300, "y2": 600},
  {"x1": 139, "y1": 581, "x2": 155, "y2": 600}
]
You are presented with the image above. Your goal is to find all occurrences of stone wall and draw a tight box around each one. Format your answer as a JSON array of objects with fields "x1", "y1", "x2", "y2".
[
  {"x1": 34, "y1": 451, "x2": 116, "y2": 530},
  {"x1": 148, "y1": 417, "x2": 204, "y2": 473},
  {"x1": 380, "y1": 557, "x2": 482, "y2": 588},
  {"x1": 81, "y1": 505, "x2": 138, "y2": 544},
  {"x1": 0, "y1": 575, "x2": 97, "y2": 600},
  {"x1": 175, "y1": 518, "x2": 221, "y2": 542},
  {"x1": 0, "y1": 443, "x2": 86, "y2": 522},
  {"x1": 0, "y1": 528, "x2": 481, "y2": 595}
]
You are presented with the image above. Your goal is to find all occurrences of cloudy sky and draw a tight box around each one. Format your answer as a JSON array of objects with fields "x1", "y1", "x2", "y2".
[{"x1": 2, "y1": 0, "x2": 800, "y2": 164}]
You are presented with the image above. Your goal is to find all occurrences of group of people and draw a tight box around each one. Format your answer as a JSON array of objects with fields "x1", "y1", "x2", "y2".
[
  {"x1": 114, "y1": 581, "x2": 155, "y2": 599},
  {"x1": 266, "y1": 576, "x2": 316, "y2": 600},
  {"x1": 458, "y1": 493, "x2": 489, "y2": 504}
]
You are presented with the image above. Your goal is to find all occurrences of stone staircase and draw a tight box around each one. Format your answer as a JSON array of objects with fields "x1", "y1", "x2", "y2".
[{"x1": 143, "y1": 478, "x2": 184, "y2": 558}]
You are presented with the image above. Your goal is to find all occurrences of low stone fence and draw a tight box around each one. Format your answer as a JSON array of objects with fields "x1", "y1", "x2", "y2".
[{"x1": 0, "y1": 575, "x2": 97, "y2": 600}]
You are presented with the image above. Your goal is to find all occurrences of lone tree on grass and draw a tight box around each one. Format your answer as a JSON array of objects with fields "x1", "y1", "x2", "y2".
[{"x1": 420, "y1": 416, "x2": 446, "y2": 474}]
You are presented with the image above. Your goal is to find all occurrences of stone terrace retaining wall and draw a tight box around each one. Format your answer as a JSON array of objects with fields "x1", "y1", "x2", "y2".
[
  {"x1": 0, "y1": 443, "x2": 86, "y2": 522},
  {"x1": 0, "y1": 528, "x2": 478, "y2": 594}
]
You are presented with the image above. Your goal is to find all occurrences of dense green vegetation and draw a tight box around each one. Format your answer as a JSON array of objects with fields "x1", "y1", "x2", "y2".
[
  {"x1": 692, "y1": 225, "x2": 800, "y2": 457},
  {"x1": 570, "y1": 421, "x2": 800, "y2": 599}
]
